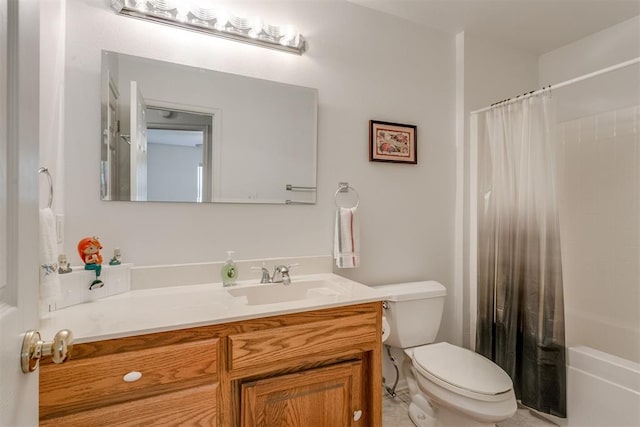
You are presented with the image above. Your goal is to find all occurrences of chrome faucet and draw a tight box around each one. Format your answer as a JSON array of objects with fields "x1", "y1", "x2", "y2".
[
  {"x1": 258, "y1": 267, "x2": 271, "y2": 284},
  {"x1": 272, "y1": 264, "x2": 291, "y2": 285}
]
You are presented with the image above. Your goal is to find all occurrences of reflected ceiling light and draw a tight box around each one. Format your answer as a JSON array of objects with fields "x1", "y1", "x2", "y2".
[{"x1": 110, "y1": 0, "x2": 307, "y2": 55}]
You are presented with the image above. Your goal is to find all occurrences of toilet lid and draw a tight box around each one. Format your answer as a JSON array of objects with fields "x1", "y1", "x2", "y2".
[{"x1": 412, "y1": 342, "x2": 513, "y2": 395}]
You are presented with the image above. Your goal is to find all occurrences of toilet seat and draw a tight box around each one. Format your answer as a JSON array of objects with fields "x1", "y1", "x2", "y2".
[{"x1": 411, "y1": 342, "x2": 513, "y2": 402}]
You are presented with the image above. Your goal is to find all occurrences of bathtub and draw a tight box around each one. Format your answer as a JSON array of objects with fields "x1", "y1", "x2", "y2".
[{"x1": 568, "y1": 346, "x2": 640, "y2": 427}]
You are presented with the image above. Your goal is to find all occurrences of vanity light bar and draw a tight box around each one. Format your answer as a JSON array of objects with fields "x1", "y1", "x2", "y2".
[{"x1": 110, "y1": 0, "x2": 307, "y2": 55}]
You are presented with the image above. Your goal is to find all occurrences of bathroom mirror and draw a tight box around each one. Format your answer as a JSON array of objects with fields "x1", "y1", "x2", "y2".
[{"x1": 100, "y1": 51, "x2": 318, "y2": 204}]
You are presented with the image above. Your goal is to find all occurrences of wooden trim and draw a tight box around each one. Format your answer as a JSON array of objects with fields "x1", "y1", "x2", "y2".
[{"x1": 364, "y1": 303, "x2": 383, "y2": 425}]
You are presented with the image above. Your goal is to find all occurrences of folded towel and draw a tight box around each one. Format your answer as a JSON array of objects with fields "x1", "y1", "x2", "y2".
[
  {"x1": 39, "y1": 208, "x2": 60, "y2": 308},
  {"x1": 334, "y1": 207, "x2": 360, "y2": 268}
]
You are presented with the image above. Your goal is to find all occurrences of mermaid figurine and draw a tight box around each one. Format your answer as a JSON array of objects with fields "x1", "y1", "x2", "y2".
[{"x1": 77, "y1": 236, "x2": 104, "y2": 289}]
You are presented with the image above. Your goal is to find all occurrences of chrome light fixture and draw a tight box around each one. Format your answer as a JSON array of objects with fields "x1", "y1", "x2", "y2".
[{"x1": 110, "y1": 0, "x2": 307, "y2": 55}]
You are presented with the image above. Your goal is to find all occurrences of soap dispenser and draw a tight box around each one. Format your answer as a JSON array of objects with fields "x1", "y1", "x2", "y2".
[{"x1": 221, "y1": 251, "x2": 238, "y2": 287}]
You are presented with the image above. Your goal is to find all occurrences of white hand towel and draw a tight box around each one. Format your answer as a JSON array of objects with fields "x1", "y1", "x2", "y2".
[
  {"x1": 39, "y1": 208, "x2": 60, "y2": 305},
  {"x1": 333, "y1": 207, "x2": 360, "y2": 268}
]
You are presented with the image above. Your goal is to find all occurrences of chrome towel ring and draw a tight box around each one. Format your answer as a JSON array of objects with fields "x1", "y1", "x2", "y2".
[{"x1": 334, "y1": 182, "x2": 359, "y2": 209}]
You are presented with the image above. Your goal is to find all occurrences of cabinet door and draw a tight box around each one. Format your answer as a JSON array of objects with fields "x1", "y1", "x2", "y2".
[{"x1": 241, "y1": 361, "x2": 363, "y2": 427}]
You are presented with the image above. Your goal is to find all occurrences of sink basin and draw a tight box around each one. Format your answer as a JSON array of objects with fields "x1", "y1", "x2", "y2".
[{"x1": 227, "y1": 280, "x2": 341, "y2": 305}]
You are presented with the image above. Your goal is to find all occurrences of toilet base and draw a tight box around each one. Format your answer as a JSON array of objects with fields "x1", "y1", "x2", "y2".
[
  {"x1": 407, "y1": 395, "x2": 498, "y2": 427},
  {"x1": 408, "y1": 395, "x2": 436, "y2": 427}
]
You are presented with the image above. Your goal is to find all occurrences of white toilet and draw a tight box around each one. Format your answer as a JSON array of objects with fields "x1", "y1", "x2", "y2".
[{"x1": 377, "y1": 281, "x2": 517, "y2": 427}]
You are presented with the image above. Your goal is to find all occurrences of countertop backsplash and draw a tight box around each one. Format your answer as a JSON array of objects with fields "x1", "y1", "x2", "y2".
[
  {"x1": 48, "y1": 255, "x2": 333, "y2": 313},
  {"x1": 130, "y1": 255, "x2": 333, "y2": 290},
  {"x1": 52, "y1": 263, "x2": 133, "y2": 311}
]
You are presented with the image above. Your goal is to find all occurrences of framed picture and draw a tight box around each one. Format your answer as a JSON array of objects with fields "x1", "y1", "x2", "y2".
[{"x1": 369, "y1": 120, "x2": 417, "y2": 164}]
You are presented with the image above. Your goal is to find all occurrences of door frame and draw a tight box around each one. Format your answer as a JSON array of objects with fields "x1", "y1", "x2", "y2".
[{"x1": 0, "y1": 0, "x2": 42, "y2": 425}]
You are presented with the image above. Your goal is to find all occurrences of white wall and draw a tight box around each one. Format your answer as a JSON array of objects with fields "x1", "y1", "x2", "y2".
[
  {"x1": 539, "y1": 15, "x2": 640, "y2": 363},
  {"x1": 539, "y1": 15, "x2": 640, "y2": 84},
  {"x1": 147, "y1": 143, "x2": 202, "y2": 202},
  {"x1": 62, "y1": 1, "x2": 457, "y2": 338}
]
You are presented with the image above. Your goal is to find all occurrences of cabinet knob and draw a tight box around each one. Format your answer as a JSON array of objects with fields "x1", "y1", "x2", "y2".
[
  {"x1": 123, "y1": 371, "x2": 143, "y2": 382},
  {"x1": 353, "y1": 410, "x2": 362, "y2": 421},
  {"x1": 21, "y1": 329, "x2": 74, "y2": 373}
]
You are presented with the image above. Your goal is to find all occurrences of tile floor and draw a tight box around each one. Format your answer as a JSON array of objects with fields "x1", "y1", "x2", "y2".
[{"x1": 383, "y1": 390, "x2": 558, "y2": 427}]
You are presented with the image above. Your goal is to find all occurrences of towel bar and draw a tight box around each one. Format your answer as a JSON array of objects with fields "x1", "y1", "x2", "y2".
[
  {"x1": 286, "y1": 184, "x2": 317, "y2": 192},
  {"x1": 285, "y1": 200, "x2": 314, "y2": 205}
]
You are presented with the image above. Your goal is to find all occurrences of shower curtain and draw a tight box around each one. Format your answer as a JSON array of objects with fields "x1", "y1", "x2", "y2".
[{"x1": 476, "y1": 93, "x2": 566, "y2": 417}]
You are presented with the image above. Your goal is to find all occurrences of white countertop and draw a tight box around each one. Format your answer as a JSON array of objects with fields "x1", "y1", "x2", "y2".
[{"x1": 40, "y1": 273, "x2": 388, "y2": 344}]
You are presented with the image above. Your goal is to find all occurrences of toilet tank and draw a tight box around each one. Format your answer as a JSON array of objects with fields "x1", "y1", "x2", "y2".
[{"x1": 375, "y1": 281, "x2": 446, "y2": 349}]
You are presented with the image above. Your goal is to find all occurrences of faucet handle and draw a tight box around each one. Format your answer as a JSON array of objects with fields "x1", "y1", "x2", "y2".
[
  {"x1": 273, "y1": 264, "x2": 289, "y2": 275},
  {"x1": 272, "y1": 264, "x2": 290, "y2": 283},
  {"x1": 251, "y1": 264, "x2": 271, "y2": 283},
  {"x1": 272, "y1": 264, "x2": 294, "y2": 285}
]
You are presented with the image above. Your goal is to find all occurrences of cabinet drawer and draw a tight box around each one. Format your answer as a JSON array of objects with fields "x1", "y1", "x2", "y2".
[
  {"x1": 40, "y1": 338, "x2": 218, "y2": 419},
  {"x1": 229, "y1": 312, "x2": 377, "y2": 376},
  {"x1": 41, "y1": 384, "x2": 218, "y2": 427}
]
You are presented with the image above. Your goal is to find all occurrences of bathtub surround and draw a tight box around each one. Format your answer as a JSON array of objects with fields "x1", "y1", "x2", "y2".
[
  {"x1": 555, "y1": 105, "x2": 639, "y2": 363},
  {"x1": 475, "y1": 94, "x2": 566, "y2": 417},
  {"x1": 538, "y1": 16, "x2": 640, "y2": 364}
]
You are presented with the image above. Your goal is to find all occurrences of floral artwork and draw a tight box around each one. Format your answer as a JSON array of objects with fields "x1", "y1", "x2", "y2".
[{"x1": 369, "y1": 120, "x2": 417, "y2": 164}]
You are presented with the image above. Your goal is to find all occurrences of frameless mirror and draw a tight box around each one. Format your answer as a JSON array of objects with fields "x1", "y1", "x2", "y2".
[{"x1": 100, "y1": 50, "x2": 318, "y2": 204}]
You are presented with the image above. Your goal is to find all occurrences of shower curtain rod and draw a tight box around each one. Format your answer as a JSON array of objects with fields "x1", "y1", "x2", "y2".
[{"x1": 471, "y1": 56, "x2": 640, "y2": 115}]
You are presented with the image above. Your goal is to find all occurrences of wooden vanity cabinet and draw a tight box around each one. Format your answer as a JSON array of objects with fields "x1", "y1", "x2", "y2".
[{"x1": 39, "y1": 302, "x2": 383, "y2": 426}]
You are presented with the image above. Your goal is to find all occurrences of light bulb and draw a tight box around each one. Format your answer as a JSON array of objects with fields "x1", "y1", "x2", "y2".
[
  {"x1": 175, "y1": 0, "x2": 190, "y2": 22},
  {"x1": 249, "y1": 16, "x2": 262, "y2": 38},
  {"x1": 214, "y1": 9, "x2": 229, "y2": 31},
  {"x1": 134, "y1": 0, "x2": 148, "y2": 12},
  {"x1": 280, "y1": 25, "x2": 296, "y2": 45}
]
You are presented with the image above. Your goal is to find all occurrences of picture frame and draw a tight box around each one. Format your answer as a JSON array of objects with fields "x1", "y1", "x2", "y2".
[{"x1": 369, "y1": 120, "x2": 417, "y2": 164}]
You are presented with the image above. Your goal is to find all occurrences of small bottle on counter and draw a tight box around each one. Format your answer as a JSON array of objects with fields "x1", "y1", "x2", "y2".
[
  {"x1": 221, "y1": 250, "x2": 237, "y2": 287},
  {"x1": 58, "y1": 253, "x2": 72, "y2": 274},
  {"x1": 109, "y1": 248, "x2": 122, "y2": 265}
]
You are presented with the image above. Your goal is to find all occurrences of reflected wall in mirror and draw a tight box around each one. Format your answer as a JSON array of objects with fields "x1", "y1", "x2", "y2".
[{"x1": 100, "y1": 51, "x2": 318, "y2": 204}]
